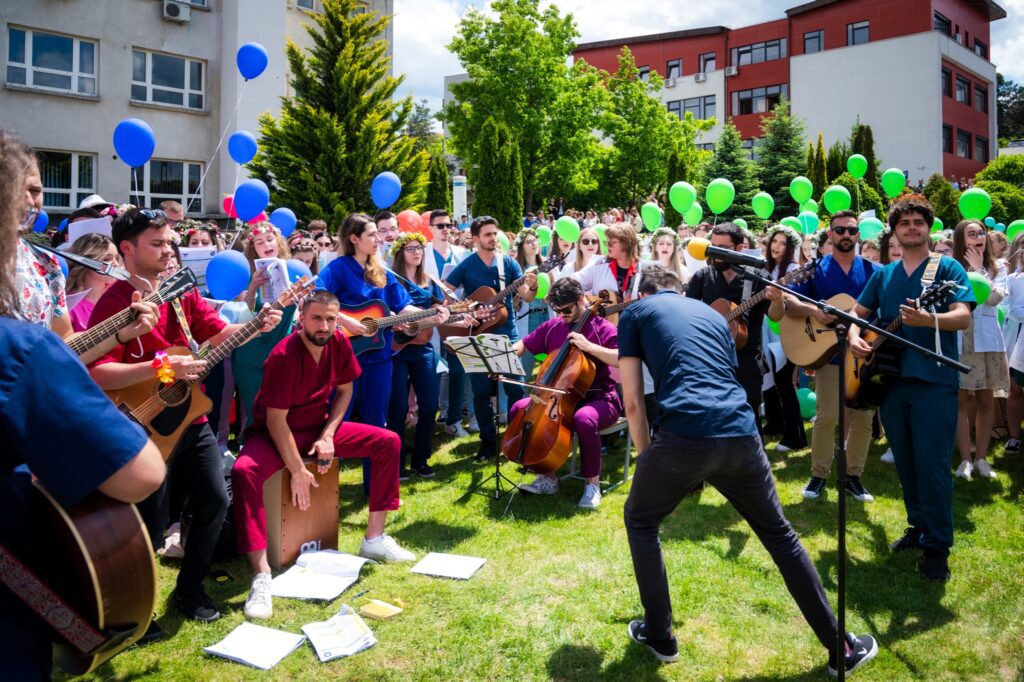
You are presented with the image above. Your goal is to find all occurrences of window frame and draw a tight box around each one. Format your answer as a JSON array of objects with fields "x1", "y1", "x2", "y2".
[
  {"x1": 6, "y1": 26, "x2": 97, "y2": 96},
  {"x1": 667, "y1": 100, "x2": 682, "y2": 119},
  {"x1": 803, "y1": 30, "x2": 823, "y2": 54},
  {"x1": 36, "y1": 150, "x2": 97, "y2": 211},
  {"x1": 730, "y1": 38, "x2": 786, "y2": 67},
  {"x1": 665, "y1": 59, "x2": 681, "y2": 80},
  {"x1": 129, "y1": 159, "x2": 203, "y2": 210},
  {"x1": 698, "y1": 52, "x2": 716, "y2": 73},
  {"x1": 955, "y1": 75, "x2": 971, "y2": 106},
  {"x1": 637, "y1": 66, "x2": 650, "y2": 82},
  {"x1": 847, "y1": 21, "x2": 869, "y2": 46},
  {"x1": 975, "y1": 136, "x2": 989, "y2": 163},
  {"x1": 732, "y1": 84, "x2": 787, "y2": 116},
  {"x1": 975, "y1": 85, "x2": 988, "y2": 113},
  {"x1": 941, "y1": 68, "x2": 952, "y2": 98},
  {"x1": 956, "y1": 129, "x2": 972, "y2": 159},
  {"x1": 942, "y1": 125, "x2": 953, "y2": 154},
  {"x1": 934, "y1": 12, "x2": 952, "y2": 37},
  {"x1": 974, "y1": 39, "x2": 988, "y2": 59},
  {"x1": 131, "y1": 48, "x2": 206, "y2": 111}
]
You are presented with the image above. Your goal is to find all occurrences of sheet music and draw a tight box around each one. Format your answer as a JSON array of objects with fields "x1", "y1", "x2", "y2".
[
  {"x1": 444, "y1": 334, "x2": 524, "y2": 375},
  {"x1": 179, "y1": 246, "x2": 218, "y2": 288},
  {"x1": 255, "y1": 257, "x2": 289, "y2": 303},
  {"x1": 203, "y1": 622, "x2": 305, "y2": 670}
]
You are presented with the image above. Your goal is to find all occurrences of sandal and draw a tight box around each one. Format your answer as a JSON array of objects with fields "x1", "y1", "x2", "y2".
[{"x1": 992, "y1": 424, "x2": 1010, "y2": 441}]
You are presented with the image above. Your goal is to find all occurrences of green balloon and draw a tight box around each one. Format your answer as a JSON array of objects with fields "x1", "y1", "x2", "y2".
[
  {"x1": 797, "y1": 210, "x2": 819, "y2": 235},
  {"x1": 859, "y1": 217, "x2": 884, "y2": 241},
  {"x1": 968, "y1": 271, "x2": 991, "y2": 305},
  {"x1": 789, "y1": 176, "x2": 814, "y2": 205},
  {"x1": 881, "y1": 168, "x2": 906, "y2": 198},
  {"x1": 801, "y1": 199, "x2": 818, "y2": 214},
  {"x1": 534, "y1": 353, "x2": 547, "y2": 362},
  {"x1": 705, "y1": 178, "x2": 736, "y2": 215},
  {"x1": 767, "y1": 318, "x2": 780, "y2": 336},
  {"x1": 781, "y1": 216, "x2": 801, "y2": 231},
  {"x1": 1007, "y1": 220, "x2": 1024, "y2": 241},
  {"x1": 555, "y1": 215, "x2": 580, "y2": 243},
  {"x1": 669, "y1": 181, "x2": 697, "y2": 215},
  {"x1": 823, "y1": 185, "x2": 852, "y2": 213},
  {"x1": 751, "y1": 191, "x2": 775, "y2": 220},
  {"x1": 931, "y1": 217, "x2": 944, "y2": 233},
  {"x1": 998, "y1": 307, "x2": 1006, "y2": 327},
  {"x1": 536, "y1": 271, "x2": 551, "y2": 299},
  {"x1": 734, "y1": 218, "x2": 748, "y2": 230},
  {"x1": 536, "y1": 225, "x2": 552, "y2": 247},
  {"x1": 931, "y1": 233, "x2": 944, "y2": 242},
  {"x1": 798, "y1": 390, "x2": 817, "y2": 419},
  {"x1": 497, "y1": 231, "x2": 510, "y2": 253},
  {"x1": 641, "y1": 202, "x2": 663, "y2": 231},
  {"x1": 959, "y1": 188, "x2": 992, "y2": 221},
  {"x1": 847, "y1": 154, "x2": 868, "y2": 179},
  {"x1": 684, "y1": 202, "x2": 703, "y2": 226}
]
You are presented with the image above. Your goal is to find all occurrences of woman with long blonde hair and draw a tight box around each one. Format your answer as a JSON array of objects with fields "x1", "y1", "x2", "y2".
[
  {"x1": 65, "y1": 233, "x2": 122, "y2": 332},
  {"x1": 648, "y1": 227, "x2": 687, "y2": 284}
]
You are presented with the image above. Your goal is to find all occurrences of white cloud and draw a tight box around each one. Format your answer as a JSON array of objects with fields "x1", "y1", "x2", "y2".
[{"x1": 993, "y1": 0, "x2": 1024, "y2": 81}]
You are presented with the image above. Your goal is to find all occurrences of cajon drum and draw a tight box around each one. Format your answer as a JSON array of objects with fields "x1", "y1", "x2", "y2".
[{"x1": 263, "y1": 458, "x2": 339, "y2": 570}]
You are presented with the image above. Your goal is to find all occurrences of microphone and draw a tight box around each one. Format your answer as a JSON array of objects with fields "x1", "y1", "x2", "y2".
[{"x1": 687, "y1": 238, "x2": 767, "y2": 270}]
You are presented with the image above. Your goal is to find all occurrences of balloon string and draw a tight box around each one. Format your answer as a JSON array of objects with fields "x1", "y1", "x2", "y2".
[
  {"x1": 186, "y1": 79, "x2": 250, "y2": 215},
  {"x1": 132, "y1": 168, "x2": 140, "y2": 204}
]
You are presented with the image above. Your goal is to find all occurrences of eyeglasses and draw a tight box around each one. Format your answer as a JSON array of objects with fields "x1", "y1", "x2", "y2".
[
  {"x1": 552, "y1": 303, "x2": 576, "y2": 315},
  {"x1": 432, "y1": 222, "x2": 453, "y2": 229},
  {"x1": 580, "y1": 238, "x2": 598, "y2": 246},
  {"x1": 966, "y1": 231, "x2": 986, "y2": 239},
  {"x1": 521, "y1": 238, "x2": 538, "y2": 245},
  {"x1": 403, "y1": 245, "x2": 424, "y2": 253},
  {"x1": 832, "y1": 226, "x2": 859, "y2": 236}
]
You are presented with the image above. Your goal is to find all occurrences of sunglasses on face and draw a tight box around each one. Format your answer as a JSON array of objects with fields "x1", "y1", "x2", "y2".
[
  {"x1": 432, "y1": 222, "x2": 453, "y2": 229},
  {"x1": 832, "y1": 226, "x2": 859, "y2": 236},
  {"x1": 580, "y1": 238, "x2": 598, "y2": 246},
  {"x1": 552, "y1": 303, "x2": 576, "y2": 315}
]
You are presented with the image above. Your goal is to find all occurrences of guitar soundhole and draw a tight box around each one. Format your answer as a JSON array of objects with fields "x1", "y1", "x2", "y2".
[{"x1": 156, "y1": 381, "x2": 189, "y2": 407}]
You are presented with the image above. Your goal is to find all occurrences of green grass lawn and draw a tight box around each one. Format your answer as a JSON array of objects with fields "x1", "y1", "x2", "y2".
[{"x1": 67, "y1": 430, "x2": 1023, "y2": 681}]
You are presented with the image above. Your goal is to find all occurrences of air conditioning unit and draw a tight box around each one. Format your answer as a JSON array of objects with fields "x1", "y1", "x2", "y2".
[
  {"x1": 665, "y1": 78, "x2": 677, "y2": 88},
  {"x1": 163, "y1": 0, "x2": 191, "y2": 22},
  {"x1": 695, "y1": 73, "x2": 708, "y2": 83},
  {"x1": 725, "y1": 65, "x2": 738, "y2": 77}
]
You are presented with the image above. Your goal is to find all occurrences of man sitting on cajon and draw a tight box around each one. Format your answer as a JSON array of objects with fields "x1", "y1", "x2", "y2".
[{"x1": 232, "y1": 289, "x2": 415, "y2": 620}]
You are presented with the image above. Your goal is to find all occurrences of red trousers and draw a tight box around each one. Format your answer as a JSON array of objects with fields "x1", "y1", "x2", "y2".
[{"x1": 232, "y1": 423, "x2": 401, "y2": 554}]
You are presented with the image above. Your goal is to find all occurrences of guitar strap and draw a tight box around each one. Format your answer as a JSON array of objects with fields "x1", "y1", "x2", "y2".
[
  {"x1": 920, "y1": 253, "x2": 944, "y2": 363},
  {"x1": 0, "y1": 544, "x2": 108, "y2": 655},
  {"x1": 496, "y1": 253, "x2": 506, "y2": 290},
  {"x1": 171, "y1": 298, "x2": 202, "y2": 356}
]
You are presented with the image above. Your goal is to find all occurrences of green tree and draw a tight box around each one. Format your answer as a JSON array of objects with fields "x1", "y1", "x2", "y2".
[
  {"x1": 473, "y1": 117, "x2": 523, "y2": 233},
  {"x1": 974, "y1": 180, "x2": 1024, "y2": 224},
  {"x1": 927, "y1": 180, "x2": 960, "y2": 230},
  {"x1": 997, "y1": 73, "x2": 1024, "y2": 144},
  {"x1": 757, "y1": 96, "x2": 807, "y2": 216},
  {"x1": 249, "y1": 0, "x2": 427, "y2": 224},
  {"x1": 703, "y1": 121, "x2": 758, "y2": 224},
  {"x1": 442, "y1": 0, "x2": 605, "y2": 212},
  {"x1": 850, "y1": 123, "x2": 881, "y2": 194},
  {"x1": 404, "y1": 99, "x2": 439, "y2": 154},
  {"x1": 826, "y1": 140, "x2": 848, "y2": 183},
  {"x1": 806, "y1": 142, "x2": 815, "y2": 179},
  {"x1": 922, "y1": 172, "x2": 949, "y2": 199},
  {"x1": 808, "y1": 132, "x2": 828, "y2": 198},
  {"x1": 425, "y1": 150, "x2": 452, "y2": 213},
  {"x1": 976, "y1": 154, "x2": 1024, "y2": 187}
]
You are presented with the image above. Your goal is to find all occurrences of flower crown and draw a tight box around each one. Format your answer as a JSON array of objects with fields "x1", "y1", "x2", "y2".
[
  {"x1": 250, "y1": 222, "x2": 279, "y2": 238},
  {"x1": 390, "y1": 232, "x2": 427, "y2": 258},
  {"x1": 513, "y1": 228, "x2": 538, "y2": 250},
  {"x1": 765, "y1": 224, "x2": 802, "y2": 251},
  {"x1": 179, "y1": 219, "x2": 218, "y2": 242},
  {"x1": 649, "y1": 227, "x2": 681, "y2": 250}
]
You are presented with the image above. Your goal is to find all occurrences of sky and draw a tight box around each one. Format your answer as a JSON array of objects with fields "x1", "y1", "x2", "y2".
[{"x1": 392, "y1": 0, "x2": 1024, "y2": 115}]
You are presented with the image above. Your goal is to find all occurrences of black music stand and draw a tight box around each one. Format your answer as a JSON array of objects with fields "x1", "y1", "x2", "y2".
[{"x1": 733, "y1": 266, "x2": 969, "y2": 681}]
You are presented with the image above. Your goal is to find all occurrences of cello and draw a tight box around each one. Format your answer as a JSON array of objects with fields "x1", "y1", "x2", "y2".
[{"x1": 500, "y1": 297, "x2": 603, "y2": 474}]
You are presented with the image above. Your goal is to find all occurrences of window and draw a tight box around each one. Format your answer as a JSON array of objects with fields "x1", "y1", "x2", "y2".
[
  {"x1": 296, "y1": 0, "x2": 316, "y2": 9},
  {"x1": 668, "y1": 96, "x2": 715, "y2": 120},
  {"x1": 732, "y1": 84, "x2": 787, "y2": 116},
  {"x1": 941, "y1": 68, "x2": 952, "y2": 98},
  {"x1": 934, "y1": 12, "x2": 952, "y2": 36},
  {"x1": 697, "y1": 143, "x2": 716, "y2": 152},
  {"x1": 130, "y1": 160, "x2": 202, "y2": 209},
  {"x1": 955, "y1": 75, "x2": 970, "y2": 105},
  {"x1": 699, "y1": 52, "x2": 716, "y2": 73},
  {"x1": 730, "y1": 39, "x2": 787, "y2": 66},
  {"x1": 637, "y1": 66, "x2": 650, "y2": 82},
  {"x1": 847, "y1": 21, "x2": 869, "y2": 46},
  {"x1": 6, "y1": 27, "x2": 96, "y2": 95},
  {"x1": 667, "y1": 100, "x2": 681, "y2": 119},
  {"x1": 976, "y1": 136, "x2": 989, "y2": 163},
  {"x1": 803, "y1": 30, "x2": 823, "y2": 54},
  {"x1": 703, "y1": 95, "x2": 716, "y2": 120},
  {"x1": 942, "y1": 125, "x2": 952, "y2": 154},
  {"x1": 956, "y1": 130, "x2": 971, "y2": 159},
  {"x1": 666, "y1": 59, "x2": 681, "y2": 80},
  {"x1": 683, "y1": 97, "x2": 702, "y2": 118},
  {"x1": 974, "y1": 39, "x2": 988, "y2": 59},
  {"x1": 37, "y1": 150, "x2": 95, "y2": 210},
  {"x1": 132, "y1": 49, "x2": 205, "y2": 110},
  {"x1": 742, "y1": 138, "x2": 760, "y2": 161},
  {"x1": 975, "y1": 85, "x2": 988, "y2": 113}
]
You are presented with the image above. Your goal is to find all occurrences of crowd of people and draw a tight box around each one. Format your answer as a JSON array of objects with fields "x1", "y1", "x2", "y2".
[{"x1": 5, "y1": 123, "x2": 1019, "y2": 677}]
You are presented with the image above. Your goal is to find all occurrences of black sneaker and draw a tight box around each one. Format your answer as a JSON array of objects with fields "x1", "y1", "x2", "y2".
[
  {"x1": 137, "y1": 617, "x2": 165, "y2": 645},
  {"x1": 844, "y1": 476, "x2": 874, "y2": 502},
  {"x1": 411, "y1": 463, "x2": 436, "y2": 478},
  {"x1": 626, "y1": 620, "x2": 679, "y2": 663},
  {"x1": 802, "y1": 476, "x2": 826, "y2": 499},
  {"x1": 399, "y1": 467, "x2": 411, "y2": 482},
  {"x1": 890, "y1": 527, "x2": 923, "y2": 553},
  {"x1": 919, "y1": 550, "x2": 951, "y2": 582},
  {"x1": 172, "y1": 588, "x2": 221, "y2": 623},
  {"x1": 474, "y1": 441, "x2": 497, "y2": 462},
  {"x1": 828, "y1": 633, "x2": 878, "y2": 677},
  {"x1": 1005, "y1": 437, "x2": 1021, "y2": 453}
]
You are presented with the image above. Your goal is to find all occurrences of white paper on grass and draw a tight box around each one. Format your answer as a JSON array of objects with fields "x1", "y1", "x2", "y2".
[
  {"x1": 302, "y1": 605, "x2": 377, "y2": 663},
  {"x1": 410, "y1": 552, "x2": 486, "y2": 580},
  {"x1": 67, "y1": 216, "x2": 112, "y2": 244},
  {"x1": 203, "y1": 622, "x2": 305, "y2": 670},
  {"x1": 270, "y1": 551, "x2": 370, "y2": 601}
]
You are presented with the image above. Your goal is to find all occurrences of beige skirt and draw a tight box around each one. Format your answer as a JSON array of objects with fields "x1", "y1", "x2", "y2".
[{"x1": 961, "y1": 326, "x2": 1010, "y2": 393}]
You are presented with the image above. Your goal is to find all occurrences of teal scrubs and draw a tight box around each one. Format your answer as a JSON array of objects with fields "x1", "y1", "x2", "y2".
[{"x1": 858, "y1": 255, "x2": 974, "y2": 555}]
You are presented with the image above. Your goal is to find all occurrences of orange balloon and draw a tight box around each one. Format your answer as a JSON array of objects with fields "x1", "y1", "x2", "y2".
[
  {"x1": 421, "y1": 210, "x2": 433, "y2": 227},
  {"x1": 397, "y1": 209, "x2": 423, "y2": 235}
]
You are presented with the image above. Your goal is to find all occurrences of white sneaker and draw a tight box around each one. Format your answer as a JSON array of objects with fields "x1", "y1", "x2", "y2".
[
  {"x1": 520, "y1": 475, "x2": 559, "y2": 495},
  {"x1": 880, "y1": 448, "x2": 895, "y2": 464},
  {"x1": 359, "y1": 534, "x2": 416, "y2": 562},
  {"x1": 467, "y1": 416, "x2": 480, "y2": 433},
  {"x1": 578, "y1": 484, "x2": 602, "y2": 509},
  {"x1": 244, "y1": 573, "x2": 273, "y2": 620},
  {"x1": 775, "y1": 443, "x2": 792, "y2": 453},
  {"x1": 955, "y1": 460, "x2": 973, "y2": 480},
  {"x1": 974, "y1": 459, "x2": 997, "y2": 479},
  {"x1": 444, "y1": 422, "x2": 469, "y2": 437}
]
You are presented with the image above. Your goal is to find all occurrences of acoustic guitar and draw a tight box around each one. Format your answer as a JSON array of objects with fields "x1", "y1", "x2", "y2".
[
  {"x1": 20, "y1": 481, "x2": 156, "y2": 675},
  {"x1": 779, "y1": 293, "x2": 858, "y2": 369},
  {"x1": 67, "y1": 268, "x2": 197, "y2": 358},
  {"x1": 105, "y1": 278, "x2": 314, "y2": 461},
  {"x1": 391, "y1": 309, "x2": 490, "y2": 352},
  {"x1": 708, "y1": 260, "x2": 816, "y2": 349},
  {"x1": 843, "y1": 280, "x2": 960, "y2": 409},
  {"x1": 438, "y1": 253, "x2": 567, "y2": 339},
  {"x1": 340, "y1": 299, "x2": 476, "y2": 356},
  {"x1": 587, "y1": 290, "x2": 623, "y2": 325}
]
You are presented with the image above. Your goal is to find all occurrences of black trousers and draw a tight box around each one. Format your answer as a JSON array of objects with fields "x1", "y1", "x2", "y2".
[
  {"x1": 763, "y1": 360, "x2": 808, "y2": 449},
  {"x1": 623, "y1": 432, "x2": 839, "y2": 654},
  {"x1": 137, "y1": 422, "x2": 229, "y2": 595}
]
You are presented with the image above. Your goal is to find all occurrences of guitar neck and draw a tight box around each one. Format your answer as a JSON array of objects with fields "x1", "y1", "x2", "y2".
[
  {"x1": 197, "y1": 299, "x2": 287, "y2": 378},
  {"x1": 485, "y1": 255, "x2": 563, "y2": 307},
  {"x1": 68, "y1": 288, "x2": 171, "y2": 357},
  {"x1": 601, "y1": 298, "x2": 640, "y2": 316},
  {"x1": 367, "y1": 306, "x2": 444, "y2": 332},
  {"x1": 725, "y1": 266, "x2": 811, "y2": 322}
]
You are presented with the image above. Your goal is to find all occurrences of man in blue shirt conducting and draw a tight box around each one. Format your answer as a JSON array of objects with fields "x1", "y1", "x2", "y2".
[{"x1": 618, "y1": 264, "x2": 877, "y2": 676}]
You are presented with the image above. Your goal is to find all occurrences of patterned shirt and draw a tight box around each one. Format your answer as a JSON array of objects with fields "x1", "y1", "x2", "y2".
[{"x1": 15, "y1": 239, "x2": 67, "y2": 328}]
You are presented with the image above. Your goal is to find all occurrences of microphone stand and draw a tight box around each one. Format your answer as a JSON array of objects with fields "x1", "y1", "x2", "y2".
[{"x1": 731, "y1": 265, "x2": 968, "y2": 681}]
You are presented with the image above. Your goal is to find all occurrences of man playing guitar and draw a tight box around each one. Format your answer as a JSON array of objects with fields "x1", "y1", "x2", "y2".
[
  {"x1": 847, "y1": 196, "x2": 973, "y2": 582},
  {"x1": 511, "y1": 278, "x2": 621, "y2": 509},
  {"x1": 784, "y1": 210, "x2": 880, "y2": 503},
  {"x1": 87, "y1": 207, "x2": 283, "y2": 623}
]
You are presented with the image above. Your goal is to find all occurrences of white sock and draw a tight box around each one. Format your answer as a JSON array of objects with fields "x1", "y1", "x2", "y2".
[{"x1": 364, "y1": 534, "x2": 383, "y2": 544}]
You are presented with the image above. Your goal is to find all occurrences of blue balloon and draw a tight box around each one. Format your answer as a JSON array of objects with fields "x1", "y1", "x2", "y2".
[
  {"x1": 205, "y1": 250, "x2": 252, "y2": 301},
  {"x1": 997, "y1": 222, "x2": 1007, "y2": 233},
  {"x1": 113, "y1": 118, "x2": 156, "y2": 168},
  {"x1": 285, "y1": 258, "x2": 313, "y2": 284},
  {"x1": 984, "y1": 216, "x2": 996, "y2": 228},
  {"x1": 270, "y1": 207, "x2": 297, "y2": 237},
  {"x1": 370, "y1": 171, "x2": 401, "y2": 209},
  {"x1": 58, "y1": 218, "x2": 68, "y2": 232},
  {"x1": 57, "y1": 255, "x2": 68, "y2": 279},
  {"x1": 33, "y1": 209, "x2": 49, "y2": 233},
  {"x1": 233, "y1": 179, "x2": 270, "y2": 222},
  {"x1": 228, "y1": 130, "x2": 258, "y2": 165},
  {"x1": 237, "y1": 43, "x2": 269, "y2": 80}
]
